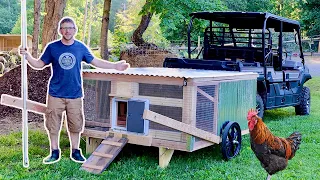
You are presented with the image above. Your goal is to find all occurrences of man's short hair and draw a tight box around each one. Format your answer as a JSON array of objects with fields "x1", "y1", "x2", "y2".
[
  {"x1": 57, "y1": 16, "x2": 78, "y2": 36},
  {"x1": 59, "y1": 17, "x2": 75, "y2": 27}
]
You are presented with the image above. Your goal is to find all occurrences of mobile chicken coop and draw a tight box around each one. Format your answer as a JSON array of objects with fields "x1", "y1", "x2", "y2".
[{"x1": 80, "y1": 67, "x2": 257, "y2": 173}]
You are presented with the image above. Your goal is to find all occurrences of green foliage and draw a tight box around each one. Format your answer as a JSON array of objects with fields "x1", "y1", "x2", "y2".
[
  {"x1": 112, "y1": 0, "x2": 170, "y2": 55},
  {"x1": 142, "y1": 0, "x2": 227, "y2": 41},
  {"x1": 10, "y1": 0, "x2": 38, "y2": 35},
  {"x1": 223, "y1": 0, "x2": 248, "y2": 11},
  {"x1": 64, "y1": 0, "x2": 104, "y2": 48},
  {"x1": 112, "y1": 27, "x2": 128, "y2": 59},
  {"x1": 10, "y1": 0, "x2": 46, "y2": 42},
  {"x1": 0, "y1": 0, "x2": 19, "y2": 34},
  {"x1": 109, "y1": 0, "x2": 128, "y2": 32},
  {"x1": 271, "y1": 0, "x2": 300, "y2": 20},
  {"x1": 246, "y1": 0, "x2": 274, "y2": 12},
  {"x1": 299, "y1": 0, "x2": 320, "y2": 36}
]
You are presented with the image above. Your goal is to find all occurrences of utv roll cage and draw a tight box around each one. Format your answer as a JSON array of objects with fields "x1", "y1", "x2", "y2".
[{"x1": 186, "y1": 12, "x2": 305, "y2": 81}]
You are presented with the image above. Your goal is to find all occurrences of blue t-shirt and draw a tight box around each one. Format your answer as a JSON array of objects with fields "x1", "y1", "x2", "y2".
[{"x1": 40, "y1": 40, "x2": 94, "y2": 99}]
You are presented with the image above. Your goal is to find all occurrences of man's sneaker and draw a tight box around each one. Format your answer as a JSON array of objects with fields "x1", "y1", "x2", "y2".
[
  {"x1": 43, "y1": 149, "x2": 60, "y2": 164},
  {"x1": 71, "y1": 149, "x2": 86, "y2": 163}
]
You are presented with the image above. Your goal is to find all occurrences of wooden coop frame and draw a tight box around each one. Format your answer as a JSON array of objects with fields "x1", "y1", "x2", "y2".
[
  {"x1": 0, "y1": 34, "x2": 32, "y2": 52},
  {"x1": 0, "y1": 67, "x2": 257, "y2": 174},
  {"x1": 80, "y1": 67, "x2": 257, "y2": 173}
]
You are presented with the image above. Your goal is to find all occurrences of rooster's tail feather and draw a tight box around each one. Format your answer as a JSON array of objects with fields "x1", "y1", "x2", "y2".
[{"x1": 286, "y1": 131, "x2": 302, "y2": 159}]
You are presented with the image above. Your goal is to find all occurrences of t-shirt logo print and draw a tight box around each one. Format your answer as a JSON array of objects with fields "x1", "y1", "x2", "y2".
[{"x1": 58, "y1": 53, "x2": 76, "y2": 70}]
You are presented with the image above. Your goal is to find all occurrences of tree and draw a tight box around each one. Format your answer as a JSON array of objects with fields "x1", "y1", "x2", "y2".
[
  {"x1": 82, "y1": 0, "x2": 89, "y2": 42},
  {"x1": 0, "y1": 0, "x2": 19, "y2": 34},
  {"x1": 246, "y1": 0, "x2": 274, "y2": 12},
  {"x1": 87, "y1": 0, "x2": 94, "y2": 47},
  {"x1": 140, "y1": 0, "x2": 226, "y2": 41},
  {"x1": 32, "y1": 0, "x2": 41, "y2": 57},
  {"x1": 131, "y1": 0, "x2": 154, "y2": 47},
  {"x1": 41, "y1": 0, "x2": 67, "y2": 49},
  {"x1": 299, "y1": 0, "x2": 320, "y2": 36},
  {"x1": 10, "y1": 0, "x2": 35, "y2": 35},
  {"x1": 109, "y1": 0, "x2": 127, "y2": 32},
  {"x1": 112, "y1": 0, "x2": 169, "y2": 50},
  {"x1": 100, "y1": 0, "x2": 112, "y2": 59}
]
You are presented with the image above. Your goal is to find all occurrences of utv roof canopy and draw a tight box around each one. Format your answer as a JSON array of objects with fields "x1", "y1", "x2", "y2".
[{"x1": 189, "y1": 12, "x2": 300, "y2": 32}]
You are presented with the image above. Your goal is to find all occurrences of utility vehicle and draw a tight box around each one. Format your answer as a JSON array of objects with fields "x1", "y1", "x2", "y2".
[{"x1": 164, "y1": 12, "x2": 312, "y2": 117}]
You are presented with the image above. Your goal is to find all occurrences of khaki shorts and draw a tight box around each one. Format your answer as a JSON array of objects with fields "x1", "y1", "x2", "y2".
[{"x1": 45, "y1": 95, "x2": 84, "y2": 135}]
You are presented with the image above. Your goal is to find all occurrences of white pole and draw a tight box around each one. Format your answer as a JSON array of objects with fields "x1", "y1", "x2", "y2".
[{"x1": 21, "y1": 0, "x2": 29, "y2": 168}]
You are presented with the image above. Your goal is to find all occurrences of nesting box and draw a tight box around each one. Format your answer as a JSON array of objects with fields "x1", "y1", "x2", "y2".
[{"x1": 82, "y1": 68, "x2": 256, "y2": 154}]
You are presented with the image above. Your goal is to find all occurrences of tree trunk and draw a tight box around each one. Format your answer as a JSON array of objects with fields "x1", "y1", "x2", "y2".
[
  {"x1": 277, "y1": 0, "x2": 284, "y2": 16},
  {"x1": 131, "y1": 12, "x2": 153, "y2": 47},
  {"x1": 100, "y1": 0, "x2": 111, "y2": 60},
  {"x1": 131, "y1": 0, "x2": 157, "y2": 48},
  {"x1": 82, "y1": 0, "x2": 89, "y2": 43},
  {"x1": 87, "y1": 0, "x2": 93, "y2": 47},
  {"x1": 41, "y1": 0, "x2": 67, "y2": 50},
  {"x1": 32, "y1": 0, "x2": 41, "y2": 58}
]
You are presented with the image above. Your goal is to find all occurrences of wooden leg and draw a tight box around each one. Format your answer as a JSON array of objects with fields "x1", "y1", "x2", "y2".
[
  {"x1": 86, "y1": 137, "x2": 102, "y2": 154},
  {"x1": 159, "y1": 147, "x2": 174, "y2": 168}
]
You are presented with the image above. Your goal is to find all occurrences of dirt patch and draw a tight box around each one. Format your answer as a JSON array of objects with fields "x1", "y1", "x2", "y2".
[
  {"x1": 0, "y1": 65, "x2": 50, "y2": 135},
  {"x1": 0, "y1": 112, "x2": 46, "y2": 135},
  {"x1": 0, "y1": 66, "x2": 51, "y2": 117}
]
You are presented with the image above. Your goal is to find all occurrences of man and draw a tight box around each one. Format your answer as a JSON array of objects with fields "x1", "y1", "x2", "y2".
[{"x1": 19, "y1": 17, "x2": 130, "y2": 164}]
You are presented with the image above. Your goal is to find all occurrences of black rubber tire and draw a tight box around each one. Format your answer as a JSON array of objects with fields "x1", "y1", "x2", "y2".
[
  {"x1": 221, "y1": 121, "x2": 242, "y2": 160},
  {"x1": 219, "y1": 120, "x2": 230, "y2": 136},
  {"x1": 295, "y1": 86, "x2": 311, "y2": 115},
  {"x1": 256, "y1": 94, "x2": 264, "y2": 118}
]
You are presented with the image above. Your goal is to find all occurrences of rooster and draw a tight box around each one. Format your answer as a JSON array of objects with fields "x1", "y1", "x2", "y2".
[{"x1": 247, "y1": 109, "x2": 302, "y2": 180}]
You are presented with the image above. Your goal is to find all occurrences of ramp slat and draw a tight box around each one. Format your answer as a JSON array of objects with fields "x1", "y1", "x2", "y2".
[
  {"x1": 82, "y1": 164, "x2": 104, "y2": 171},
  {"x1": 92, "y1": 152, "x2": 113, "y2": 158},
  {"x1": 80, "y1": 136, "x2": 128, "y2": 174},
  {"x1": 101, "y1": 140, "x2": 123, "y2": 147}
]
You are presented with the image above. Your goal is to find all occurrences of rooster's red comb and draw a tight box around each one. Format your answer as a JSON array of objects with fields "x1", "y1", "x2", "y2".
[{"x1": 247, "y1": 109, "x2": 258, "y2": 121}]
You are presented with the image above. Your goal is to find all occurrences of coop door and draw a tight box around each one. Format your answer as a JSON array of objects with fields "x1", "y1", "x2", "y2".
[
  {"x1": 127, "y1": 99, "x2": 149, "y2": 134},
  {"x1": 111, "y1": 98, "x2": 149, "y2": 135}
]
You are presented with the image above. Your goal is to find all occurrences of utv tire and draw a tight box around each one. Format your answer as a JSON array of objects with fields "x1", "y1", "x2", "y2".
[
  {"x1": 256, "y1": 94, "x2": 264, "y2": 118},
  {"x1": 295, "y1": 86, "x2": 310, "y2": 115}
]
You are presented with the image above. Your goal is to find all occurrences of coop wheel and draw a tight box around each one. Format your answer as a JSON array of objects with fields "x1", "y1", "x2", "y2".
[
  {"x1": 219, "y1": 120, "x2": 230, "y2": 136},
  {"x1": 221, "y1": 121, "x2": 242, "y2": 160},
  {"x1": 295, "y1": 86, "x2": 310, "y2": 115}
]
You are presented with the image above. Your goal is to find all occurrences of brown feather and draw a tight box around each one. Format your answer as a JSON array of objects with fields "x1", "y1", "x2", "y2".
[{"x1": 249, "y1": 113, "x2": 302, "y2": 175}]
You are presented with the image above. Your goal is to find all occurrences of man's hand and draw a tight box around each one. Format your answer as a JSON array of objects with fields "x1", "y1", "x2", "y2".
[
  {"x1": 19, "y1": 47, "x2": 31, "y2": 61},
  {"x1": 18, "y1": 46, "x2": 46, "y2": 69},
  {"x1": 115, "y1": 60, "x2": 130, "y2": 71}
]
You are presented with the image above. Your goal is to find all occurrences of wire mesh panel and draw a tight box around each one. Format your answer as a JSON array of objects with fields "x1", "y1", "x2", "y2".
[
  {"x1": 83, "y1": 80, "x2": 111, "y2": 123},
  {"x1": 139, "y1": 83, "x2": 183, "y2": 131},
  {"x1": 149, "y1": 105, "x2": 182, "y2": 132},
  {"x1": 196, "y1": 85, "x2": 216, "y2": 134}
]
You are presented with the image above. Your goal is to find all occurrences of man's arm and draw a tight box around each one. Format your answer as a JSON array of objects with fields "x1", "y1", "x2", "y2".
[
  {"x1": 19, "y1": 48, "x2": 46, "y2": 69},
  {"x1": 90, "y1": 58, "x2": 130, "y2": 71}
]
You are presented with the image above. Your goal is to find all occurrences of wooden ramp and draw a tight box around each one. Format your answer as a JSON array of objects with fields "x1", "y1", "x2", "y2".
[{"x1": 81, "y1": 136, "x2": 128, "y2": 174}]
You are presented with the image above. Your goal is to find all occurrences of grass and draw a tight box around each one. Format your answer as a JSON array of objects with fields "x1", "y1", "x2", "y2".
[{"x1": 1, "y1": 78, "x2": 320, "y2": 180}]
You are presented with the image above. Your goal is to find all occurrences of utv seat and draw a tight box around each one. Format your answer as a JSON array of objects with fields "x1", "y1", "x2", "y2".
[{"x1": 282, "y1": 60, "x2": 303, "y2": 70}]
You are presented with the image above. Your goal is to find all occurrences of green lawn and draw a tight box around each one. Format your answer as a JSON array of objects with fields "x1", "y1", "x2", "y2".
[{"x1": 1, "y1": 78, "x2": 320, "y2": 180}]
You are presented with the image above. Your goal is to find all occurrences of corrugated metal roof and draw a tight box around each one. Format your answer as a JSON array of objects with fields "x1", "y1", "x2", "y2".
[{"x1": 83, "y1": 67, "x2": 257, "y2": 79}]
